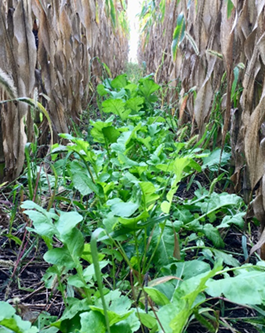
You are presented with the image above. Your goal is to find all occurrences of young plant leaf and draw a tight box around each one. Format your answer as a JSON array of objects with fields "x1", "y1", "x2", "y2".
[
  {"x1": 107, "y1": 198, "x2": 139, "y2": 217},
  {"x1": 0, "y1": 301, "x2": 38, "y2": 333},
  {"x1": 80, "y1": 311, "x2": 106, "y2": 333},
  {"x1": 91, "y1": 120, "x2": 113, "y2": 143},
  {"x1": 44, "y1": 247, "x2": 75, "y2": 269},
  {"x1": 118, "y1": 210, "x2": 149, "y2": 228},
  {"x1": 144, "y1": 287, "x2": 170, "y2": 306},
  {"x1": 55, "y1": 211, "x2": 83, "y2": 238},
  {"x1": 158, "y1": 261, "x2": 223, "y2": 333},
  {"x1": 102, "y1": 99, "x2": 131, "y2": 120},
  {"x1": 125, "y1": 96, "x2": 144, "y2": 113},
  {"x1": 206, "y1": 269, "x2": 265, "y2": 305},
  {"x1": 139, "y1": 79, "x2": 160, "y2": 100},
  {"x1": 111, "y1": 74, "x2": 128, "y2": 89},
  {"x1": 102, "y1": 126, "x2": 120, "y2": 144}
]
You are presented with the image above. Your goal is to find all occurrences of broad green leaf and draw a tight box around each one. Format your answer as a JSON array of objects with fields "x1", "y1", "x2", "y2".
[
  {"x1": 80, "y1": 311, "x2": 106, "y2": 333},
  {"x1": 124, "y1": 83, "x2": 138, "y2": 93},
  {"x1": 89, "y1": 306, "x2": 133, "y2": 327},
  {"x1": 147, "y1": 116, "x2": 166, "y2": 124},
  {"x1": 125, "y1": 96, "x2": 144, "y2": 112},
  {"x1": 102, "y1": 289, "x2": 122, "y2": 304},
  {"x1": 91, "y1": 120, "x2": 113, "y2": 143},
  {"x1": 39, "y1": 324, "x2": 58, "y2": 333},
  {"x1": 108, "y1": 295, "x2": 132, "y2": 313},
  {"x1": 117, "y1": 153, "x2": 138, "y2": 167},
  {"x1": 202, "y1": 149, "x2": 231, "y2": 171},
  {"x1": 22, "y1": 210, "x2": 57, "y2": 238},
  {"x1": 42, "y1": 267, "x2": 57, "y2": 289},
  {"x1": 111, "y1": 74, "x2": 128, "y2": 89},
  {"x1": 129, "y1": 165, "x2": 148, "y2": 176},
  {"x1": 171, "y1": 12, "x2": 185, "y2": 61},
  {"x1": 169, "y1": 158, "x2": 190, "y2": 199},
  {"x1": 111, "y1": 311, "x2": 140, "y2": 333},
  {"x1": 118, "y1": 210, "x2": 149, "y2": 228},
  {"x1": 110, "y1": 321, "x2": 134, "y2": 333},
  {"x1": 139, "y1": 79, "x2": 160, "y2": 99},
  {"x1": 59, "y1": 133, "x2": 77, "y2": 141},
  {"x1": 200, "y1": 192, "x2": 243, "y2": 214},
  {"x1": 44, "y1": 247, "x2": 75, "y2": 269},
  {"x1": 97, "y1": 84, "x2": 109, "y2": 96},
  {"x1": 162, "y1": 157, "x2": 191, "y2": 213},
  {"x1": 108, "y1": 199, "x2": 139, "y2": 217},
  {"x1": 110, "y1": 88, "x2": 126, "y2": 99},
  {"x1": 173, "y1": 157, "x2": 191, "y2": 183},
  {"x1": 188, "y1": 159, "x2": 201, "y2": 172},
  {"x1": 67, "y1": 275, "x2": 86, "y2": 288},
  {"x1": 151, "y1": 223, "x2": 176, "y2": 268},
  {"x1": 218, "y1": 212, "x2": 245, "y2": 229},
  {"x1": 162, "y1": 260, "x2": 211, "y2": 282},
  {"x1": 206, "y1": 270, "x2": 265, "y2": 305},
  {"x1": 0, "y1": 317, "x2": 38, "y2": 333},
  {"x1": 51, "y1": 144, "x2": 68, "y2": 155},
  {"x1": 0, "y1": 302, "x2": 15, "y2": 320},
  {"x1": 102, "y1": 126, "x2": 120, "y2": 143},
  {"x1": 212, "y1": 249, "x2": 239, "y2": 267},
  {"x1": 156, "y1": 162, "x2": 174, "y2": 172},
  {"x1": 102, "y1": 99, "x2": 125, "y2": 115},
  {"x1": 136, "y1": 136, "x2": 152, "y2": 150},
  {"x1": 137, "y1": 312, "x2": 157, "y2": 329},
  {"x1": 70, "y1": 161, "x2": 99, "y2": 195},
  {"x1": 21, "y1": 200, "x2": 48, "y2": 214},
  {"x1": 156, "y1": 302, "x2": 178, "y2": 333},
  {"x1": 111, "y1": 131, "x2": 132, "y2": 153},
  {"x1": 139, "y1": 182, "x2": 159, "y2": 205},
  {"x1": 0, "y1": 302, "x2": 37, "y2": 333},
  {"x1": 56, "y1": 299, "x2": 90, "y2": 323},
  {"x1": 68, "y1": 138, "x2": 90, "y2": 152},
  {"x1": 168, "y1": 261, "x2": 223, "y2": 333},
  {"x1": 174, "y1": 208, "x2": 194, "y2": 223},
  {"x1": 56, "y1": 211, "x2": 83, "y2": 238},
  {"x1": 72, "y1": 172, "x2": 96, "y2": 196},
  {"x1": 144, "y1": 287, "x2": 170, "y2": 306},
  {"x1": 64, "y1": 228, "x2": 84, "y2": 258},
  {"x1": 103, "y1": 213, "x2": 119, "y2": 233},
  {"x1": 102, "y1": 99, "x2": 131, "y2": 120},
  {"x1": 161, "y1": 201, "x2": 170, "y2": 214},
  {"x1": 202, "y1": 224, "x2": 225, "y2": 248}
]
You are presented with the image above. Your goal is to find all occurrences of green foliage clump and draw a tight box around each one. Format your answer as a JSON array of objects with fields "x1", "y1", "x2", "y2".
[{"x1": 2, "y1": 73, "x2": 264, "y2": 333}]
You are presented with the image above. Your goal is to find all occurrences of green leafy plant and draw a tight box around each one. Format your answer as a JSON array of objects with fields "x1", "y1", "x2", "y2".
[
  {"x1": 2, "y1": 73, "x2": 262, "y2": 333},
  {"x1": 0, "y1": 301, "x2": 38, "y2": 333}
]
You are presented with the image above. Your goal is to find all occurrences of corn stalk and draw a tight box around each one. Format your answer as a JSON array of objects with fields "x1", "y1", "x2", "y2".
[
  {"x1": 0, "y1": 0, "x2": 36, "y2": 181},
  {"x1": 0, "y1": 0, "x2": 129, "y2": 182}
]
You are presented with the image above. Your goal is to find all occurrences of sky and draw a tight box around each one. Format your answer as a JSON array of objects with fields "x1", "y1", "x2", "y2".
[{"x1": 127, "y1": 0, "x2": 142, "y2": 63}]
